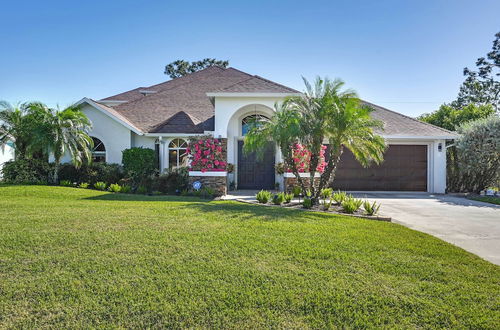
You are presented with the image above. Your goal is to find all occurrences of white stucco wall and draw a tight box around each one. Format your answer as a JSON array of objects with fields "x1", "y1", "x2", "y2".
[
  {"x1": 0, "y1": 144, "x2": 14, "y2": 176},
  {"x1": 81, "y1": 104, "x2": 132, "y2": 164}
]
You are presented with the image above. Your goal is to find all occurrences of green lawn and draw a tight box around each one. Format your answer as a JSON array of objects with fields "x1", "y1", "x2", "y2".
[
  {"x1": 470, "y1": 195, "x2": 500, "y2": 205},
  {"x1": 0, "y1": 185, "x2": 499, "y2": 328}
]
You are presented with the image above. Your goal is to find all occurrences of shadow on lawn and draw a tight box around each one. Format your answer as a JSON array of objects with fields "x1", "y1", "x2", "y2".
[{"x1": 84, "y1": 192, "x2": 342, "y2": 222}]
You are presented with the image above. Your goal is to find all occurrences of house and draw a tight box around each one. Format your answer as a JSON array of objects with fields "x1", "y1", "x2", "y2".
[{"x1": 75, "y1": 66, "x2": 456, "y2": 195}]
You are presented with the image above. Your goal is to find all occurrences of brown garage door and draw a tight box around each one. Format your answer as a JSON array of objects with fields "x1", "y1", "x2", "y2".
[{"x1": 331, "y1": 145, "x2": 427, "y2": 191}]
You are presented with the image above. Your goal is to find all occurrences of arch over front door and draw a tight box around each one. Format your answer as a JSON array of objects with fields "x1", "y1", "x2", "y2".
[{"x1": 237, "y1": 141, "x2": 275, "y2": 190}]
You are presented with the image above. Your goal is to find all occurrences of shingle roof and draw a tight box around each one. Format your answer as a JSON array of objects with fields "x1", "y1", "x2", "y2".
[
  {"x1": 98, "y1": 67, "x2": 298, "y2": 133},
  {"x1": 93, "y1": 66, "x2": 455, "y2": 137},
  {"x1": 364, "y1": 101, "x2": 457, "y2": 137}
]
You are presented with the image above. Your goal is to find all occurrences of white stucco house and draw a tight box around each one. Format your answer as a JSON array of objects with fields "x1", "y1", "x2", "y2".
[{"x1": 74, "y1": 66, "x2": 456, "y2": 194}]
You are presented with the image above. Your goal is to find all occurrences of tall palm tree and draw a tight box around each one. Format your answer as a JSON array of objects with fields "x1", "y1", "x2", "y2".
[
  {"x1": 29, "y1": 103, "x2": 93, "y2": 183},
  {"x1": 244, "y1": 77, "x2": 386, "y2": 202}
]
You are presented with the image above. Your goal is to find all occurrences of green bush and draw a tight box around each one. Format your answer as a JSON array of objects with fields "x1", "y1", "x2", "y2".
[
  {"x1": 58, "y1": 163, "x2": 124, "y2": 186},
  {"x1": 136, "y1": 186, "x2": 148, "y2": 195},
  {"x1": 108, "y1": 183, "x2": 121, "y2": 193},
  {"x1": 155, "y1": 168, "x2": 189, "y2": 194},
  {"x1": 122, "y1": 147, "x2": 157, "y2": 182},
  {"x1": 94, "y1": 181, "x2": 107, "y2": 191},
  {"x1": 202, "y1": 187, "x2": 215, "y2": 198},
  {"x1": 292, "y1": 186, "x2": 301, "y2": 197},
  {"x1": 302, "y1": 197, "x2": 313, "y2": 209},
  {"x1": 59, "y1": 180, "x2": 73, "y2": 187},
  {"x1": 341, "y1": 197, "x2": 363, "y2": 214},
  {"x1": 120, "y1": 185, "x2": 131, "y2": 193},
  {"x1": 454, "y1": 115, "x2": 500, "y2": 192},
  {"x1": 320, "y1": 188, "x2": 333, "y2": 199},
  {"x1": 363, "y1": 200, "x2": 381, "y2": 215},
  {"x1": 256, "y1": 190, "x2": 272, "y2": 203},
  {"x1": 322, "y1": 199, "x2": 332, "y2": 211},
  {"x1": 333, "y1": 191, "x2": 348, "y2": 204},
  {"x1": 272, "y1": 192, "x2": 285, "y2": 205},
  {"x1": 77, "y1": 182, "x2": 89, "y2": 189},
  {"x1": 1, "y1": 159, "x2": 52, "y2": 184},
  {"x1": 284, "y1": 192, "x2": 294, "y2": 203}
]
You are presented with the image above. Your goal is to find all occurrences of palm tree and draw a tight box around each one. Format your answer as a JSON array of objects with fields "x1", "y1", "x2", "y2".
[
  {"x1": 0, "y1": 101, "x2": 46, "y2": 160},
  {"x1": 244, "y1": 77, "x2": 386, "y2": 202},
  {"x1": 29, "y1": 103, "x2": 93, "y2": 183}
]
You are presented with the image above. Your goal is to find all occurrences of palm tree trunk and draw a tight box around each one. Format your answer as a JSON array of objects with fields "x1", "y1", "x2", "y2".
[
  {"x1": 317, "y1": 145, "x2": 344, "y2": 196},
  {"x1": 53, "y1": 160, "x2": 60, "y2": 184}
]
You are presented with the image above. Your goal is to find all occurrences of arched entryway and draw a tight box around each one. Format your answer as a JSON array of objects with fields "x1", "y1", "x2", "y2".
[{"x1": 236, "y1": 113, "x2": 275, "y2": 189}]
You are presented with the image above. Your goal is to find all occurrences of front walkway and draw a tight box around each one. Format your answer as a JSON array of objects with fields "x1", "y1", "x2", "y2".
[{"x1": 224, "y1": 190, "x2": 500, "y2": 265}]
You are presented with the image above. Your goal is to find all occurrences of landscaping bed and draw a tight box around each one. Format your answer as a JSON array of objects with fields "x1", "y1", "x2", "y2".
[{"x1": 236, "y1": 198, "x2": 391, "y2": 221}]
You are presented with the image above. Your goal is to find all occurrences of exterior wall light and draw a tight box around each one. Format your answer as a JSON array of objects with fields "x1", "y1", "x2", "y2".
[{"x1": 438, "y1": 143, "x2": 443, "y2": 152}]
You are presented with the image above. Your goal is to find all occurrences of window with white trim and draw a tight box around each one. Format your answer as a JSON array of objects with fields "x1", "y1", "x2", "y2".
[
  {"x1": 91, "y1": 137, "x2": 106, "y2": 163},
  {"x1": 168, "y1": 138, "x2": 188, "y2": 169}
]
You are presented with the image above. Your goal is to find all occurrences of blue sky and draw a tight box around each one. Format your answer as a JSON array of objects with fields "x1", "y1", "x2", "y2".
[{"x1": 1, "y1": 0, "x2": 499, "y2": 117}]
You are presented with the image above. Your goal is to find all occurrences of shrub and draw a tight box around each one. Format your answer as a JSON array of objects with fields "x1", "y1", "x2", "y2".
[
  {"x1": 363, "y1": 200, "x2": 381, "y2": 215},
  {"x1": 454, "y1": 115, "x2": 500, "y2": 192},
  {"x1": 202, "y1": 187, "x2": 215, "y2": 198},
  {"x1": 77, "y1": 182, "x2": 89, "y2": 189},
  {"x1": 302, "y1": 197, "x2": 313, "y2": 209},
  {"x1": 180, "y1": 189, "x2": 189, "y2": 196},
  {"x1": 94, "y1": 181, "x2": 107, "y2": 191},
  {"x1": 156, "y1": 167, "x2": 189, "y2": 194},
  {"x1": 272, "y1": 192, "x2": 285, "y2": 205},
  {"x1": 341, "y1": 197, "x2": 363, "y2": 214},
  {"x1": 136, "y1": 186, "x2": 148, "y2": 194},
  {"x1": 59, "y1": 180, "x2": 73, "y2": 187},
  {"x1": 322, "y1": 199, "x2": 332, "y2": 211},
  {"x1": 333, "y1": 191, "x2": 348, "y2": 204},
  {"x1": 122, "y1": 147, "x2": 157, "y2": 182},
  {"x1": 256, "y1": 190, "x2": 272, "y2": 203},
  {"x1": 108, "y1": 183, "x2": 121, "y2": 193},
  {"x1": 292, "y1": 186, "x2": 301, "y2": 197},
  {"x1": 1, "y1": 159, "x2": 52, "y2": 184},
  {"x1": 120, "y1": 185, "x2": 132, "y2": 193},
  {"x1": 58, "y1": 163, "x2": 124, "y2": 186},
  {"x1": 320, "y1": 188, "x2": 333, "y2": 199},
  {"x1": 284, "y1": 192, "x2": 294, "y2": 203}
]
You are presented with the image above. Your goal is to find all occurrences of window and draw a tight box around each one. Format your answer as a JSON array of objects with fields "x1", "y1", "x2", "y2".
[
  {"x1": 91, "y1": 137, "x2": 106, "y2": 163},
  {"x1": 168, "y1": 138, "x2": 188, "y2": 169},
  {"x1": 242, "y1": 114, "x2": 268, "y2": 136}
]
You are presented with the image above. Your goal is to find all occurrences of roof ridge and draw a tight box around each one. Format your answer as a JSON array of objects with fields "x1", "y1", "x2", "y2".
[
  {"x1": 362, "y1": 100, "x2": 456, "y2": 135},
  {"x1": 146, "y1": 66, "x2": 225, "y2": 90},
  {"x1": 225, "y1": 67, "x2": 300, "y2": 93}
]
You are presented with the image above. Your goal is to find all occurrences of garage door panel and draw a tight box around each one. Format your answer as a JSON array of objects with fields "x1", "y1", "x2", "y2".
[{"x1": 331, "y1": 145, "x2": 427, "y2": 191}]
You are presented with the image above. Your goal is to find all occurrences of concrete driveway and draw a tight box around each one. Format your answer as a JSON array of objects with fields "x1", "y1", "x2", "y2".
[{"x1": 354, "y1": 193, "x2": 500, "y2": 265}]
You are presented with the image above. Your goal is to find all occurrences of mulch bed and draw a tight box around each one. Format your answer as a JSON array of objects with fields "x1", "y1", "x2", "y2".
[{"x1": 235, "y1": 199, "x2": 391, "y2": 222}]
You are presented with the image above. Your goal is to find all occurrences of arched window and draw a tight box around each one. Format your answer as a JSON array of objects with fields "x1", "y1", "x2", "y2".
[
  {"x1": 91, "y1": 137, "x2": 106, "y2": 163},
  {"x1": 242, "y1": 114, "x2": 268, "y2": 136},
  {"x1": 168, "y1": 138, "x2": 188, "y2": 169}
]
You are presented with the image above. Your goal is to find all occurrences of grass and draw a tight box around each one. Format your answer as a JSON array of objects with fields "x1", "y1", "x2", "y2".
[
  {"x1": 470, "y1": 195, "x2": 500, "y2": 205},
  {"x1": 0, "y1": 185, "x2": 499, "y2": 328}
]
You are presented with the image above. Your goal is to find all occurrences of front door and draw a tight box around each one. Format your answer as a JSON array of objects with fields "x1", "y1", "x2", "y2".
[{"x1": 237, "y1": 141, "x2": 275, "y2": 189}]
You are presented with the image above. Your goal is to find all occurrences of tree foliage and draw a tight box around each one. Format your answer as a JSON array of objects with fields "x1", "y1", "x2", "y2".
[
  {"x1": 418, "y1": 103, "x2": 495, "y2": 131},
  {"x1": 28, "y1": 103, "x2": 93, "y2": 183},
  {"x1": 244, "y1": 77, "x2": 386, "y2": 202},
  {"x1": 452, "y1": 32, "x2": 499, "y2": 112},
  {"x1": 164, "y1": 58, "x2": 229, "y2": 79},
  {"x1": 454, "y1": 115, "x2": 500, "y2": 192}
]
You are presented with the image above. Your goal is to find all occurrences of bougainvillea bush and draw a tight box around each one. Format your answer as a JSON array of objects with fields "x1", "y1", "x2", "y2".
[
  {"x1": 289, "y1": 143, "x2": 327, "y2": 173},
  {"x1": 188, "y1": 137, "x2": 227, "y2": 172}
]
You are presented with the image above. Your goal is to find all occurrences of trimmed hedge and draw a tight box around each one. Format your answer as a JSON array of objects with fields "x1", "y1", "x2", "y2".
[
  {"x1": 155, "y1": 168, "x2": 189, "y2": 194},
  {"x1": 122, "y1": 147, "x2": 157, "y2": 180},
  {"x1": 1, "y1": 159, "x2": 53, "y2": 184},
  {"x1": 58, "y1": 163, "x2": 124, "y2": 185}
]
